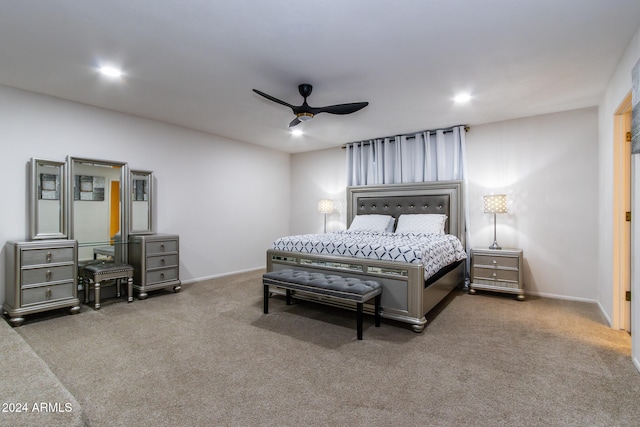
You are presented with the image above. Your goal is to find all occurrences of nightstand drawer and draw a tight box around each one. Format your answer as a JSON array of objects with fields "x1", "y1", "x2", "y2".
[
  {"x1": 473, "y1": 254, "x2": 519, "y2": 269},
  {"x1": 22, "y1": 265, "x2": 75, "y2": 286},
  {"x1": 146, "y1": 254, "x2": 178, "y2": 269},
  {"x1": 146, "y1": 240, "x2": 178, "y2": 254},
  {"x1": 22, "y1": 281, "x2": 75, "y2": 306},
  {"x1": 21, "y1": 247, "x2": 75, "y2": 267},
  {"x1": 146, "y1": 267, "x2": 179, "y2": 284},
  {"x1": 473, "y1": 267, "x2": 519, "y2": 283}
]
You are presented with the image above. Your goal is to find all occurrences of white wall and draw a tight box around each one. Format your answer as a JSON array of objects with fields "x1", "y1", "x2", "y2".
[
  {"x1": 290, "y1": 108, "x2": 599, "y2": 301},
  {"x1": 0, "y1": 84, "x2": 291, "y2": 299},
  {"x1": 466, "y1": 108, "x2": 599, "y2": 301},
  {"x1": 598, "y1": 25, "x2": 640, "y2": 369},
  {"x1": 290, "y1": 147, "x2": 347, "y2": 235}
]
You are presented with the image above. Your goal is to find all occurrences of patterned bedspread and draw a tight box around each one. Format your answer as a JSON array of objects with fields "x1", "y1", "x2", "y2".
[{"x1": 272, "y1": 231, "x2": 467, "y2": 279}]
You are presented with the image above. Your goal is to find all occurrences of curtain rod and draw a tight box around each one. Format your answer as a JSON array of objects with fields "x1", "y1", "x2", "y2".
[{"x1": 342, "y1": 125, "x2": 469, "y2": 148}]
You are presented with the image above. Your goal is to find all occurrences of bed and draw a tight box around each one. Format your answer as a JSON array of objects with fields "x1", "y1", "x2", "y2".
[{"x1": 266, "y1": 180, "x2": 467, "y2": 332}]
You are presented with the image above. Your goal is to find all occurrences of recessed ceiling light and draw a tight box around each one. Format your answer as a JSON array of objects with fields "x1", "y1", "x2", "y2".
[
  {"x1": 291, "y1": 129, "x2": 303, "y2": 136},
  {"x1": 454, "y1": 93, "x2": 472, "y2": 103},
  {"x1": 98, "y1": 66, "x2": 123, "y2": 78}
]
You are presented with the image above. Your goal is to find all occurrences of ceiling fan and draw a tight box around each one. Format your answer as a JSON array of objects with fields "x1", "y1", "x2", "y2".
[{"x1": 252, "y1": 83, "x2": 369, "y2": 127}]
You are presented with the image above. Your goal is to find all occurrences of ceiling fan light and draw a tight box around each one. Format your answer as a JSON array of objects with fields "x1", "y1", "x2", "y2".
[
  {"x1": 297, "y1": 112, "x2": 314, "y2": 121},
  {"x1": 98, "y1": 66, "x2": 123, "y2": 78},
  {"x1": 454, "y1": 93, "x2": 472, "y2": 103}
]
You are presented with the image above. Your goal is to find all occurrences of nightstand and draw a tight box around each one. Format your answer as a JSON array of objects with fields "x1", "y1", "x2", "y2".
[
  {"x1": 469, "y1": 248, "x2": 524, "y2": 301},
  {"x1": 3, "y1": 240, "x2": 80, "y2": 326},
  {"x1": 128, "y1": 234, "x2": 181, "y2": 299}
]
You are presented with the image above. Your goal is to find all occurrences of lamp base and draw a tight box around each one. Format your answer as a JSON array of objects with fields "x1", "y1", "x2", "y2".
[{"x1": 489, "y1": 241, "x2": 502, "y2": 250}]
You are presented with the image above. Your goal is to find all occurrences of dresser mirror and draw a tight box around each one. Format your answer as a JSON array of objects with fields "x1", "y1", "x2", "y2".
[
  {"x1": 67, "y1": 157, "x2": 129, "y2": 263},
  {"x1": 129, "y1": 170, "x2": 154, "y2": 235},
  {"x1": 30, "y1": 158, "x2": 68, "y2": 240}
]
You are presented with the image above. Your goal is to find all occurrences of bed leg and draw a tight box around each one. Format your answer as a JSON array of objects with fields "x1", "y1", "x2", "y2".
[
  {"x1": 357, "y1": 302, "x2": 363, "y2": 340},
  {"x1": 263, "y1": 284, "x2": 269, "y2": 314},
  {"x1": 374, "y1": 294, "x2": 381, "y2": 327}
]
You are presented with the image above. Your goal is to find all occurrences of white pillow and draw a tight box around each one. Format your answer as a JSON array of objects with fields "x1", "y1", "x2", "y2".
[
  {"x1": 395, "y1": 214, "x2": 447, "y2": 235},
  {"x1": 348, "y1": 215, "x2": 395, "y2": 232}
]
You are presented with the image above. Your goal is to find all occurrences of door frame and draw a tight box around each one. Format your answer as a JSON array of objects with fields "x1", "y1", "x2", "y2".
[{"x1": 613, "y1": 92, "x2": 632, "y2": 332}]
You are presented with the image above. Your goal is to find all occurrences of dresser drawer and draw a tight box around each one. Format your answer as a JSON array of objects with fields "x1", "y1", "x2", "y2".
[
  {"x1": 473, "y1": 254, "x2": 519, "y2": 269},
  {"x1": 473, "y1": 267, "x2": 519, "y2": 283},
  {"x1": 22, "y1": 281, "x2": 75, "y2": 306},
  {"x1": 146, "y1": 267, "x2": 179, "y2": 284},
  {"x1": 21, "y1": 247, "x2": 75, "y2": 267},
  {"x1": 146, "y1": 254, "x2": 178, "y2": 269},
  {"x1": 146, "y1": 240, "x2": 178, "y2": 254},
  {"x1": 22, "y1": 265, "x2": 75, "y2": 286}
]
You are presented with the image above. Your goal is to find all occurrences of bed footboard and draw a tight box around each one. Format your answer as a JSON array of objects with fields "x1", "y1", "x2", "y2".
[{"x1": 266, "y1": 249, "x2": 464, "y2": 332}]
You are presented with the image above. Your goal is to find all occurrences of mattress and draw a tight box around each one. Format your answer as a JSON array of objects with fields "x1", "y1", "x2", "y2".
[{"x1": 272, "y1": 230, "x2": 466, "y2": 280}]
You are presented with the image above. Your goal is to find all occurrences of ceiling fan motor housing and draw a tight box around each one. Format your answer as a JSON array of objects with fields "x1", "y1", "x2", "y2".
[{"x1": 298, "y1": 83, "x2": 313, "y2": 98}]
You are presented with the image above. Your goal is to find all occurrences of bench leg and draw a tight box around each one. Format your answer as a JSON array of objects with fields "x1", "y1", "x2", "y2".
[
  {"x1": 357, "y1": 302, "x2": 363, "y2": 340},
  {"x1": 263, "y1": 284, "x2": 269, "y2": 314},
  {"x1": 374, "y1": 294, "x2": 381, "y2": 327},
  {"x1": 80, "y1": 277, "x2": 89, "y2": 304},
  {"x1": 127, "y1": 277, "x2": 134, "y2": 303},
  {"x1": 94, "y1": 281, "x2": 101, "y2": 310}
]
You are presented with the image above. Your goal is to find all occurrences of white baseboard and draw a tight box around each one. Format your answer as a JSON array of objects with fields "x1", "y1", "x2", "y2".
[
  {"x1": 633, "y1": 355, "x2": 640, "y2": 374},
  {"x1": 596, "y1": 300, "x2": 613, "y2": 327},
  {"x1": 525, "y1": 290, "x2": 598, "y2": 304},
  {"x1": 180, "y1": 266, "x2": 265, "y2": 285},
  {"x1": 525, "y1": 290, "x2": 613, "y2": 326}
]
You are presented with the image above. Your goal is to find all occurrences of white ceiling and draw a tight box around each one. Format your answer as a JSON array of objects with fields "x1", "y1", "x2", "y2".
[{"x1": 2, "y1": 1, "x2": 640, "y2": 153}]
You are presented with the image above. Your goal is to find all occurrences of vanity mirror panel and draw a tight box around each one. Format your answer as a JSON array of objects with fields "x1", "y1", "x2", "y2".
[
  {"x1": 129, "y1": 170, "x2": 154, "y2": 235},
  {"x1": 30, "y1": 158, "x2": 67, "y2": 240},
  {"x1": 67, "y1": 157, "x2": 129, "y2": 263}
]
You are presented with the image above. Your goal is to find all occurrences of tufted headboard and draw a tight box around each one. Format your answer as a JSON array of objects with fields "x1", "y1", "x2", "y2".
[{"x1": 346, "y1": 181, "x2": 465, "y2": 247}]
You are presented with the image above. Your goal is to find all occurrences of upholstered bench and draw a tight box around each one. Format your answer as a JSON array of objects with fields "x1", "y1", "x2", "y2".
[
  {"x1": 78, "y1": 261, "x2": 134, "y2": 309},
  {"x1": 262, "y1": 269, "x2": 382, "y2": 340}
]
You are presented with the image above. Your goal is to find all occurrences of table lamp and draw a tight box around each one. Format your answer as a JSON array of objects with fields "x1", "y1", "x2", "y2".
[
  {"x1": 484, "y1": 194, "x2": 507, "y2": 250},
  {"x1": 318, "y1": 199, "x2": 334, "y2": 233}
]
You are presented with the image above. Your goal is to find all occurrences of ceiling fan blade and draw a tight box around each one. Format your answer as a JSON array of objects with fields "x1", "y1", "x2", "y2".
[
  {"x1": 288, "y1": 117, "x2": 301, "y2": 127},
  {"x1": 312, "y1": 102, "x2": 369, "y2": 115},
  {"x1": 252, "y1": 89, "x2": 295, "y2": 110}
]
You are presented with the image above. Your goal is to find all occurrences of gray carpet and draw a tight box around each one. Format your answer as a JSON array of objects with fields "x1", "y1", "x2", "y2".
[
  {"x1": 3, "y1": 269, "x2": 640, "y2": 426},
  {"x1": 0, "y1": 318, "x2": 86, "y2": 426}
]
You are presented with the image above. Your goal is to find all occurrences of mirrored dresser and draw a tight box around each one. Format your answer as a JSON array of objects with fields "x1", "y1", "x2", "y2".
[{"x1": 3, "y1": 240, "x2": 80, "y2": 326}]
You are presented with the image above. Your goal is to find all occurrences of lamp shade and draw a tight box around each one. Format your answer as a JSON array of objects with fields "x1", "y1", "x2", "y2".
[
  {"x1": 484, "y1": 194, "x2": 507, "y2": 214},
  {"x1": 318, "y1": 199, "x2": 334, "y2": 214}
]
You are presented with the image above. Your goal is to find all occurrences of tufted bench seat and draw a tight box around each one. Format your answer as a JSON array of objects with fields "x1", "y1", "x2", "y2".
[
  {"x1": 78, "y1": 260, "x2": 134, "y2": 310},
  {"x1": 262, "y1": 269, "x2": 382, "y2": 340}
]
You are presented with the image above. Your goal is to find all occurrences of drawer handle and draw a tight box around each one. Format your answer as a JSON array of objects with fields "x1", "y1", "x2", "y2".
[
  {"x1": 160, "y1": 244, "x2": 165, "y2": 251},
  {"x1": 46, "y1": 270, "x2": 52, "y2": 281},
  {"x1": 160, "y1": 273, "x2": 165, "y2": 279},
  {"x1": 45, "y1": 288, "x2": 52, "y2": 299},
  {"x1": 492, "y1": 259, "x2": 497, "y2": 265},
  {"x1": 161, "y1": 258, "x2": 165, "y2": 266},
  {"x1": 492, "y1": 273, "x2": 497, "y2": 277},
  {"x1": 46, "y1": 251, "x2": 52, "y2": 262}
]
